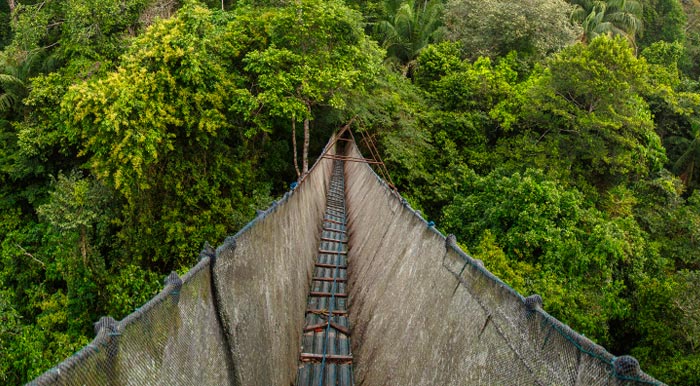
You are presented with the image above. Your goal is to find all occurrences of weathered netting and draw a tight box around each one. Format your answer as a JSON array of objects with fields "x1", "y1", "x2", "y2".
[
  {"x1": 28, "y1": 136, "x2": 664, "y2": 386},
  {"x1": 29, "y1": 253, "x2": 232, "y2": 385},
  {"x1": 343, "y1": 140, "x2": 663, "y2": 386}
]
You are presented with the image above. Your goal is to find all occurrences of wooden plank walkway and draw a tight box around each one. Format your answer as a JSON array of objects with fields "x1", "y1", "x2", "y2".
[{"x1": 296, "y1": 160, "x2": 354, "y2": 386}]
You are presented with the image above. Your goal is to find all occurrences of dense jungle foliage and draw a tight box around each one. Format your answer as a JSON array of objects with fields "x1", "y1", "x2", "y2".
[{"x1": 1, "y1": 0, "x2": 699, "y2": 384}]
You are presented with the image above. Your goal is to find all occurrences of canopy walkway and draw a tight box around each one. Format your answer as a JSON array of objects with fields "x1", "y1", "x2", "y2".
[
  {"x1": 30, "y1": 134, "x2": 663, "y2": 385},
  {"x1": 297, "y1": 159, "x2": 353, "y2": 385}
]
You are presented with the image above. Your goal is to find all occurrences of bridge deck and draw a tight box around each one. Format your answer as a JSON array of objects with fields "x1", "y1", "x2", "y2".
[{"x1": 296, "y1": 160, "x2": 354, "y2": 386}]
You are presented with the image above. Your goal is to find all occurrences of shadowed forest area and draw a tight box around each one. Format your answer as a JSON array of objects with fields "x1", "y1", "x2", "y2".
[{"x1": 1, "y1": 0, "x2": 699, "y2": 384}]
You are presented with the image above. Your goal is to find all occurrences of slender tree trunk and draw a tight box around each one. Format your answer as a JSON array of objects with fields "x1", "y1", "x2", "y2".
[
  {"x1": 292, "y1": 117, "x2": 301, "y2": 178},
  {"x1": 80, "y1": 225, "x2": 88, "y2": 267},
  {"x1": 303, "y1": 116, "x2": 310, "y2": 175},
  {"x1": 7, "y1": 0, "x2": 16, "y2": 23},
  {"x1": 302, "y1": 102, "x2": 311, "y2": 175}
]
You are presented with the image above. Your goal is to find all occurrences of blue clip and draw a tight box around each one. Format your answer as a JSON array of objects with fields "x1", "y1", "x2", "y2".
[
  {"x1": 290, "y1": 181, "x2": 299, "y2": 190},
  {"x1": 428, "y1": 221, "x2": 435, "y2": 227}
]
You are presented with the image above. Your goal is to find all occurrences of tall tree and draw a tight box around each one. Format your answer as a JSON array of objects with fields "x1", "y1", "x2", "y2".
[
  {"x1": 375, "y1": 0, "x2": 443, "y2": 77},
  {"x1": 570, "y1": 0, "x2": 644, "y2": 49},
  {"x1": 491, "y1": 36, "x2": 665, "y2": 187},
  {"x1": 63, "y1": 2, "x2": 273, "y2": 267},
  {"x1": 444, "y1": 0, "x2": 580, "y2": 60},
  {"x1": 241, "y1": 0, "x2": 384, "y2": 176}
]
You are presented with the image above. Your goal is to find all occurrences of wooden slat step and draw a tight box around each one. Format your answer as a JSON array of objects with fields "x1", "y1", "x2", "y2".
[
  {"x1": 323, "y1": 227, "x2": 346, "y2": 233},
  {"x1": 313, "y1": 276, "x2": 347, "y2": 282},
  {"x1": 321, "y1": 237, "x2": 348, "y2": 243},
  {"x1": 306, "y1": 308, "x2": 348, "y2": 315},
  {"x1": 309, "y1": 291, "x2": 348, "y2": 298},
  {"x1": 319, "y1": 249, "x2": 347, "y2": 255},
  {"x1": 315, "y1": 263, "x2": 346, "y2": 269},
  {"x1": 299, "y1": 353, "x2": 353, "y2": 363}
]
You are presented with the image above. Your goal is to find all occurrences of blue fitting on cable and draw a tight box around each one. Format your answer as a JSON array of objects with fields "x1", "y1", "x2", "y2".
[
  {"x1": 427, "y1": 221, "x2": 435, "y2": 227},
  {"x1": 290, "y1": 181, "x2": 299, "y2": 190}
]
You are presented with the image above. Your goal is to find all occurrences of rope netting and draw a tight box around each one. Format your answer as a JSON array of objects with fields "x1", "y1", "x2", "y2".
[
  {"x1": 343, "y1": 140, "x2": 664, "y2": 386},
  {"x1": 27, "y1": 136, "x2": 664, "y2": 386}
]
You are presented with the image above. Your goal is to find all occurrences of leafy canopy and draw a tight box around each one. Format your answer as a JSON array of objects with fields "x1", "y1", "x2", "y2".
[{"x1": 444, "y1": 0, "x2": 580, "y2": 59}]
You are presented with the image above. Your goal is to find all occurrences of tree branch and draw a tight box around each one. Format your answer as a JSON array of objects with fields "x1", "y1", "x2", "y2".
[{"x1": 15, "y1": 244, "x2": 45, "y2": 268}]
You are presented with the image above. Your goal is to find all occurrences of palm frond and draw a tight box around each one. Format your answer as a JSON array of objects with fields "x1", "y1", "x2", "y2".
[
  {"x1": 0, "y1": 73, "x2": 25, "y2": 88},
  {"x1": 570, "y1": 0, "x2": 643, "y2": 44},
  {"x1": 377, "y1": 0, "x2": 443, "y2": 73},
  {"x1": 0, "y1": 93, "x2": 17, "y2": 113}
]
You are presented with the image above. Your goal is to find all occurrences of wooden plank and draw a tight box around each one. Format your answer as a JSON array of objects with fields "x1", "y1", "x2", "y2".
[
  {"x1": 299, "y1": 353, "x2": 353, "y2": 363},
  {"x1": 313, "y1": 276, "x2": 347, "y2": 282},
  {"x1": 309, "y1": 291, "x2": 348, "y2": 298}
]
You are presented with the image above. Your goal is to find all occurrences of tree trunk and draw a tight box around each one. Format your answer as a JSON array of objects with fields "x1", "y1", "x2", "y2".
[
  {"x1": 302, "y1": 103, "x2": 311, "y2": 175},
  {"x1": 7, "y1": 0, "x2": 15, "y2": 13},
  {"x1": 80, "y1": 225, "x2": 88, "y2": 267},
  {"x1": 292, "y1": 117, "x2": 301, "y2": 178}
]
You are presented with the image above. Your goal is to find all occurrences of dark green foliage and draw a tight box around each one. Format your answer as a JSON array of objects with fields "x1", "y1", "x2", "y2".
[
  {"x1": 0, "y1": 2, "x2": 10, "y2": 50},
  {"x1": 641, "y1": 41, "x2": 700, "y2": 191},
  {"x1": 682, "y1": 0, "x2": 700, "y2": 77},
  {"x1": 638, "y1": 0, "x2": 686, "y2": 48}
]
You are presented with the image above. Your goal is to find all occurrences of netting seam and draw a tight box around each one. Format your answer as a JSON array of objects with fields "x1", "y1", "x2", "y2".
[{"x1": 209, "y1": 251, "x2": 240, "y2": 386}]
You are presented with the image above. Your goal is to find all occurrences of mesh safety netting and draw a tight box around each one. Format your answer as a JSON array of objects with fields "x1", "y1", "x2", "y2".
[{"x1": 28, "y1": 137, "x2": 664, "y2": 386}]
